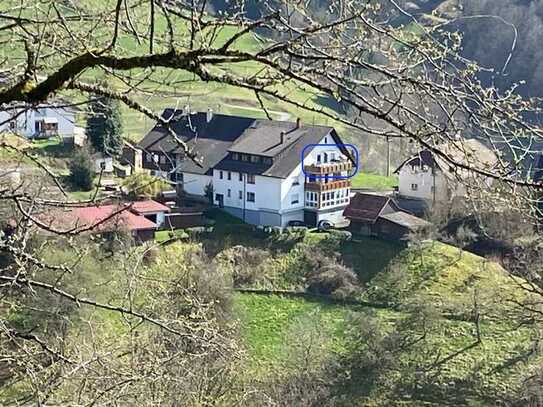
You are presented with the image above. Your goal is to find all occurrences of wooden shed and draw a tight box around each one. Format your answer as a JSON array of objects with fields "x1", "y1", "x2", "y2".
[{"x1": 344, "y1": 193, "x2": 431, "y2": 240}]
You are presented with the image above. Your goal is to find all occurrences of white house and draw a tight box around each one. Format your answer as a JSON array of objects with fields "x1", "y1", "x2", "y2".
[
  {"x1": 395, "y1": 139, "x2": 499, "y2": 203},
  {"x1": 0, "y1": 102, "x2": 76, "y2": 139},
  {"x1": 138, "y1": 110, "x2": 356, "y2": 227},
  {"x1": 92, "y1": 152, "x2": 114, "y2": 174}
]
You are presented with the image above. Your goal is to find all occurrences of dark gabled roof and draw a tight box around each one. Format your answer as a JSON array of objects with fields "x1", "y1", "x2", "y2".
[
  {"x1": 137, "y1": 109, "x2": 343, "y2": 178},
  {"x1": 228, "y1": 120, "x2": 331, "y2": 157},
  {"x1": 394, "y1": 150, "x2": 435, "y2": 174},
  {"x1": 343, "y1": 193, "x2": 398, "y2": 223},
  {"x1": 215, "y1": 126, "x2": 340, "y2": 178},
  {"x1": 137, "y1": 110, "x2": 256, "y2": 175},
  {"x1": 262, "y1": 128, "x2": 343, "y2": 178},
  {"x1": 379, "y1": 211, "x2": 431, "y2": 230},
  {"x1": 395, "y1": 139, "x2": 499, "y2": 176},
  {"x1": 214, "y1": 159, "x2": 271, "y2": 175}
]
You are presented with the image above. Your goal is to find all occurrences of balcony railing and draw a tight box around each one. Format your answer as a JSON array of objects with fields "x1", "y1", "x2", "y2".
[
  {"x1": 305, "y1": 179, "x2": 351, "y2": 192},
  {"x1": 304, "y1": 160, "x2": 353, "y2": 175}
]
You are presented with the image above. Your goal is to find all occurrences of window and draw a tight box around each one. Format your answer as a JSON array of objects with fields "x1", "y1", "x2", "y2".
[
  {"x1": 241, "y1": 154, "x2": 249, "y2": 162},
  {"x1": 324, "y1": 136, "x2": 328, "y2": 143},
  {"x1": 291, "y1": 194, "x2": 299, "y2": 204},
  {"x1": 239, "y1": 173, "x2": 243, "y2": 181},
  {"x1": 247, "y1": 192, "x2": 255, "y2": 202},
  {"x1": 292, "y1": 177, "x2": 300, "y2": 186},
  {"x1": 9, "y1": 121, "x2": 16, "y2": 130},
  {"x1": 247, "y1": 174, "x2": 255, "y2": 184},
  {"x1": 100, "y1": 161, "x2": 106, "y2": 170},
  {"x1": 263, "y1": 157, "x2": 272, "y2": 165},
  {"x1": 145, "y1": 153, "x2": 152, "y2": 162},
  {"x1": 331, "y1": 152, "x2": 336, "y2": 161},
  {"x1": 232, "y1": 153, "x2": 239, "y2": 160},
  {"x1": 171, "y1": 172, "x2": 183, "y2": 182},
  {"x1": 159, "y1": 155, "x2": 166, "y2": 164},
  {"x1": 251, "y1": 155, "x2": 260, "y2": 163},
  {"x1": 219, "y1": 171, "x2": 223, "y2": 179},
  {"x1": 317, "y1": 154, "x2": 321, "y2": 163},
  {"x1": 227, "y1": 189, "x2": 231, "y2": 198},
  {"x1": 411, "y1": 183, "x2": 418, "y2": 191},
  {"x1": 239, "y1": 190, "x2": 243, "y2": 199},
  {"x1": 323, "y1": 153, "x2": 328, "y2": 163},
  {"x1": 308, "y1": 175, "x2": 316, "y2": 182},
  {"x1": 227, "y1": 171, "x2": 231, "y2": 180}
]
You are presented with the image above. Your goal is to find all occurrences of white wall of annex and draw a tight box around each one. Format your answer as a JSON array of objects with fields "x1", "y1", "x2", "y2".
[
  {"x1": 183, "y1": 172, "x2": 211, "y2": 196},
  {"x1": 398, "y1": 166, "x2": 449, "y2": 201}
]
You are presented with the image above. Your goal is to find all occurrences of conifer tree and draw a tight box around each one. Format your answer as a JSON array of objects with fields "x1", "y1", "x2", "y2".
[{"x1": 85, "y1": 96, "x2": 123, "y2": 157}]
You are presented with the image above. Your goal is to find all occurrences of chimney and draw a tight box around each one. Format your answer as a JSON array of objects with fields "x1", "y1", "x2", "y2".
[
  {"x1": 296, "y1": 117, "x2": 301, "y2": 129},
  {"x1": 206, "y1": 108, "x2": 213, "y2": 123},
  {"x1": 280, "y1": 131, "x2": 285, "y2": 144}
]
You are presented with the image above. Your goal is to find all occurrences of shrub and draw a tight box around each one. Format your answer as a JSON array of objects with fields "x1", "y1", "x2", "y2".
[
  {"x1": 121, "y1": 172, "x2": 169, "y2": 199},
  {"x1": 299, "y1": 245, "x2": 360, "y2": 299},
  {"x1": 204, "y1": 181, "x2": 214, "y2": 204},
  {"x1": 68, "y1": 148, "x2": 95, "y2": 191},
  {"x1": 217, "y1": 245, "x2": 269, "y2": 287},
  {"x1": 307, "y1": 262, "x2": 359, "y2": 299},
  {"x1": 328, "y1": 230, "x2": 352, "y2": 242},
  {"x1": 285, "y1": 226, "x2": 308, "y2": 234}
]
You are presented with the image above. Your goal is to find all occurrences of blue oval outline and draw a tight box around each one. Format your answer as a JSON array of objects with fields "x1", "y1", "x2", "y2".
[{"x1": 300, "y1": 143, "x2": 359, "y2": 179}]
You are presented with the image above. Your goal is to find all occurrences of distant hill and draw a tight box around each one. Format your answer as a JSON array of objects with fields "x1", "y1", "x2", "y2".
[{"x1": 207, "y1": 0, "x2": 543, "y2": 97}]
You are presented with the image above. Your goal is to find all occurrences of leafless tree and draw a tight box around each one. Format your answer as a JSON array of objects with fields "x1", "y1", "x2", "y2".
[{"x1": 1, "y1": 0, "x2": 543, "y2": 403}]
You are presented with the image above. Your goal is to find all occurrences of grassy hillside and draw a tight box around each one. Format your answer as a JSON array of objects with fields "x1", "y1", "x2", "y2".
[
  {"x1": 351, "y1": 172, "x2": 398, "y2": 190},
  {"x1": 233, "y1": 240, "x2": 540, "y2": 405},
  {"x1": 364, "y1": 241, "x2": 527, "y2": 319}
]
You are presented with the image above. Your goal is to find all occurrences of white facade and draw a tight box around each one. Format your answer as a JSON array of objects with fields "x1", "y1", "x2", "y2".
[
  {"x1": 207, "y1": 134, "x2": 351, "y2": 227},
  {"x1": 94, "y1": 156, "x2": 114, "y2": 174},
  {"x1": 0, "y1": 105, "x2": 75, "y2": 138},
  {"x1": 182, "y1": 172, "x2": 212, "y2": 196},
  {"x1": 398, "y1": 163, "x2": 469, "y2": 203}
]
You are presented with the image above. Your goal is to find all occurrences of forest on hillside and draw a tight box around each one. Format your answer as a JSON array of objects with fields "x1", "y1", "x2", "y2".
[{"x1": 207, "y1": 0, "x2": 543, "y2": 97}]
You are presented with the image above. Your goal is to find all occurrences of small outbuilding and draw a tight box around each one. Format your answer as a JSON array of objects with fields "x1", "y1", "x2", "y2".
[
  {"x1": 38, "y1": 201, "x2": 169, "y2": 243},
  {"x1": 344, "y1": 193, "x2": 431, "y2": 240},
  {"x1": 129, "y1": 200, "x2": 171, "y2": 227}
]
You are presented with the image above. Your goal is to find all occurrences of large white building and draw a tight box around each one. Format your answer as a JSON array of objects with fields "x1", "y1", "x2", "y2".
[
  {"x1": 395, "y1": 139, "x2": 499, "y2": 204},
  {"x1": 0, "y1": 102, "x2": 76, "y2": 139},
  {"x1": 138, "y1": 109, "x2": 355, "y2": 227}
]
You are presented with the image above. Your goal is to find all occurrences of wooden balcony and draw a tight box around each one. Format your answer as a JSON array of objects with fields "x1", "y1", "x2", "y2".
[
  {"x1": 305, "y1": 179, "x2": 351, "y2": 192},
  {"x1": 304, "y1": 161, "x2": 353, "y2": 175}
]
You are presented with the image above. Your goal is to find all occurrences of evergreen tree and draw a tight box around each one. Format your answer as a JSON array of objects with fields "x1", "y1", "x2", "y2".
[
  {"x1": 85, "y1": 96, "x2": 124, "y2": 157},
  {"x1": 68, "y1": 148, "x2": 95, "y2": 191}
]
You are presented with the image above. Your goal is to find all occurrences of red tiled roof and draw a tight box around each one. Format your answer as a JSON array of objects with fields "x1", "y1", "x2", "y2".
[
  {"x1": 129, "y1": 200, "x2": 170, "y2": 215},
  {"x1": 343, "y1": 193, "x2": 395, "y2": 223},
  {"x1": 70, "y1": 205, "x2": 157, "y2": 231}
]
